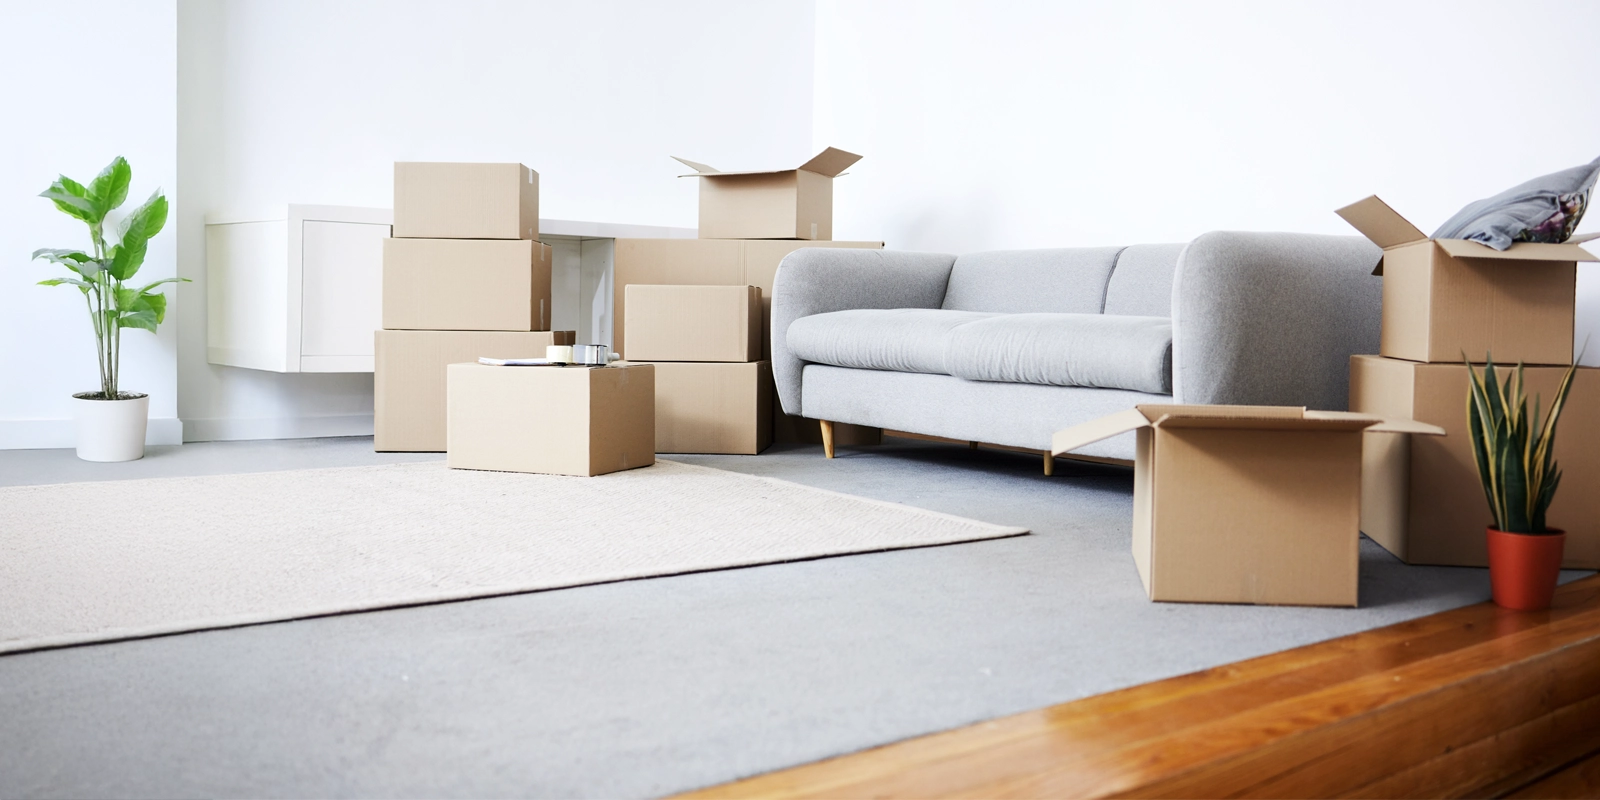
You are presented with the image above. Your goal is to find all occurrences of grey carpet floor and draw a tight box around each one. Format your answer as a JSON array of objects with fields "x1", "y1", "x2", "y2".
[{"x1": 0, "y1": 436, "x2": 1576, "y2": 799}]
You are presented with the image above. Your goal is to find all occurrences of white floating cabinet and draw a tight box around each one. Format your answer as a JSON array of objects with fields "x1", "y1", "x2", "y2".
[{"x1": 205, "y1": 205, "x2": 392, "y2": 373}]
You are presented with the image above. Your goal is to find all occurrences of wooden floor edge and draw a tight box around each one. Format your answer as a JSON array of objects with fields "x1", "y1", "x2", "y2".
[{"x1": 675, "y1": 575, "x2": 1600, "y2": 800}]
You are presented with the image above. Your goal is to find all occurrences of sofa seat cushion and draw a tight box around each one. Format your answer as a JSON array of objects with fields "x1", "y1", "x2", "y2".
[
  {"x1": 945, "y1": 313, "x2": 1172, "y2": 394},
  {"x1": 786, "y1": 308, "x2": 996, "y2": 375}
]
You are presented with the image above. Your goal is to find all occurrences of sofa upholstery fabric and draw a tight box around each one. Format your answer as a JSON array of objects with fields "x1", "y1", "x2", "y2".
[
  {"x1": 786, "y1": 308, "x2": 995, "y2": 376},
  {"x1": 941, "y1": 247, "x2": 1123, "y2": 314},
  {"x1": 1104, "y1": 243, "x2": 1186, "y2": 317},
  {"x1": 945, "y1": 313, "x2": 1172, "y2": 394}
]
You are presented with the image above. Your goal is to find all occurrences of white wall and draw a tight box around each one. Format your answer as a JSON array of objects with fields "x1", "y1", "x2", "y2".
[
  {"x1": 0, "y1": 0, "x2": 181, "y2": 448},
  {"x1": 176, "y1": 0, "x2": 817, "y2": 440},
  {"x1": 815, "y1": 0, "x2": 1600, "y2": 365}
]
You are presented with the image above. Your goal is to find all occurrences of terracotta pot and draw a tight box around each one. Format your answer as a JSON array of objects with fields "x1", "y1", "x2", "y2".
[
  {"x1": 1485, "y1": 526, "x2": 1565, "y2": 611},
  {"x1": 72, "y1": 392, "x2": 149, "y2": 462}
]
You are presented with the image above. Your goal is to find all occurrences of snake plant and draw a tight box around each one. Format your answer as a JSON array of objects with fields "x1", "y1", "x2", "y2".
[{"x1": 1465, "y1": 356, "x2": 1579, "y2": 534}]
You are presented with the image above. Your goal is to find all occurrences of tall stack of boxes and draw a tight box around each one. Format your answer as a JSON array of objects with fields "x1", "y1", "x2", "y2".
[
  {"x1": 613, "y1": 147, "x2": 886, "y2": 452},
  {"x1": 375, "y1": 163, "x2": 575, "y2": 452},
  {"x1": 1337, "y1": 196, "x2": 1600, "y2": 568}
]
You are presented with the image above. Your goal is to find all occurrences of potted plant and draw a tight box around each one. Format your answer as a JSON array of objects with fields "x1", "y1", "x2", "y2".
[
  {"x1": 32, "y1": 156, "x2": 181, "y2": 462},
  {"x1": 1465, "y1": 355, "x2": 1579, "y2": 611}
]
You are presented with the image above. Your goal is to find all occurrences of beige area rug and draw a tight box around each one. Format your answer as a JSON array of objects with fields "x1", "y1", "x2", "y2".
[{"x1": 0, "y1": 460, "x2": 1025, "y2": 654}]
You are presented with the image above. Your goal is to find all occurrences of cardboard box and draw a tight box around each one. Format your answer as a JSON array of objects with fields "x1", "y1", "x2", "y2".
[
  {"x1": 447, "y1": 363, "x2": 654, "y2": 477},
  {"x1": 1351, "y1": 354, "x2": 1600, "y2": 568},
  {"x1": 383, "y1": 239, "x2": 552, "y2": 332},
  {"x1": 1336, "y1": 196, "x2": 1594, "y2": 365},
  {"x1": 631, "y1": 361, "x2": 773, "y2": 454},
  {"x1": 374, "y1": 329, "x2": 575, "y2": 452},
  {"x1": 1053, "y1": 405, "x2": 1442, "y2": 607},
  {"x1": 624, "y1": 285, "x2": 760, "y2": 362},
  {"x1": 612, "y1": 238, "x2": 883, "y2": 358},
  {"x1": 393, "y1": 162, "x2": 538, "y2": 240},
  {"x1": 674, "y1": 147, "x2": 861, "y2": 240}
]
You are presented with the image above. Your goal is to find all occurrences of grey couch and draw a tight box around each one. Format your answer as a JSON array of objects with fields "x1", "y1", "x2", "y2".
[{"x1": 770, "y1": 233, "x2": 1382, "y2": 463}]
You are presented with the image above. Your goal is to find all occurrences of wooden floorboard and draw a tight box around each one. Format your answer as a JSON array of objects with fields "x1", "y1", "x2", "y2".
[
  {"x1": 1506, "y1": 748, "x2": 1600, "y2": 798},
  {"x1": 678, "y1": 575, "x2": 1600, "y2": 799}
]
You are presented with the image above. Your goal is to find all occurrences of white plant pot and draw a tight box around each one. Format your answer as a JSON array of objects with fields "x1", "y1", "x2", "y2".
[{"x1": 73, "y1": 392, "x2": 149, "y2": 462}]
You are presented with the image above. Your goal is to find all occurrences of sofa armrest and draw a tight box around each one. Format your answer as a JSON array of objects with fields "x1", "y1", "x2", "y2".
[
  {"x1": 772, "y1": 249, "x2": 957, "y2": 416},
  {"x1": 1172, "y1": 232, "x2": 1381, "y2": 410}
]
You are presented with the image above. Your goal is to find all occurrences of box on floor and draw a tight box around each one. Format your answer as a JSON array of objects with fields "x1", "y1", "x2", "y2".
[
  {"x1": 624, "y1": 285, "x2": 760, "y2": 363},
  {"x1": 1053, "y1": 405, "x2": 1442, "y2": 607},
  {"x1": 393, "y1": 162, "x2": 539, "y2": 241},
  {"x1": 675, "y1": 147, "x2": 861, "y2": 240},
  {"x1": 629, "y1": 360, "x2": 773, "y2": 455},
  {"x1": 1336, "y1": 196, "x2": 1594, "y2": 365},
  {"x1": 1351, "y1": 354, "x2": 1600, "y2": 569},
  {"x1": 447, "y1": 362, "x2": 655, "y2": 477},
  {"x1": 611, "y1": 238, "x2": 883, "y2": 359},
  {"x1": 374, "y1": 329, "x2": 575, "y2": 452},
  {"x1": 383, "y1": 239, "x2": 553, "y2": 332}
]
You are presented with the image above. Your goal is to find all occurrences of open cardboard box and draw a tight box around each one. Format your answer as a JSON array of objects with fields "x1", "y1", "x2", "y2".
[
  {"x1": 1052, "y1": 405, "x2": 1443, "y2": 607},
  {"x1": 1336, "y1": 196, "x2": 1595, "y2": 365},
  {"x1": 674, "y1": 147, "x2": 861, "y2": 240}
]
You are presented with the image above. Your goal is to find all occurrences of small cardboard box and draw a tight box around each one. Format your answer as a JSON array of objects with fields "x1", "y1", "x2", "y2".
[
  {"x1": 393, "y1": 162, "x2": 539, "y2": 240},
  {"x1": 374, "y1": 329, "x2": 575, "y2": 452},
  {"x1": 1335, "y1": 196, "x2": 1594, "y2": 365},
  {"x1": 447, "y1": 363, "x2": 655, "y2": 477},
  {"x1": 1052, "y1": 405, "x2": 1442, "y2": 607},
  {"x1": 1351, "y1": 354, "x2": 1600, "y2": 569},
  {"x1": 674, "y1": 147, "x2": 861, "y2": 240},
  {"x1": 611, "y1": 238, "x2": 883, "y2": 358},
  {"x1": 383, "y1": 238, "x2": 552, "y2": 331},
  {"x1": 624, "y1": 285, "x2": 760, "y2": 362},
  {"x1": 637, "y1": 360, "x2": 773, "y2": 455}
]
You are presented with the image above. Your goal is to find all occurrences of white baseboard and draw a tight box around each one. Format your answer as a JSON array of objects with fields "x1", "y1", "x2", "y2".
[
  {"x1": 181, "y1": 414, "x2": 374, "y2": 442},
  {"x1": 0, "y1": 417, "x2": 185, "y2": 450}
]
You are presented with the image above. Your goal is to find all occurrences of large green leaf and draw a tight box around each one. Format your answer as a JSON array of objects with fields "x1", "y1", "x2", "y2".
[
  {"x1": 39, "y1": 186, "x2": 98, "y2": 223},
  {"x1": 118, "y1": 310, "x2": 157, "y2": 333},
  {"x1": 118, "y1": 191, "x2": 168, "y2": 242},
  {"x1": 135, "y1": 276, "x2": 187, "y2": 294},
  {"x1": 114, "y1": 287, "x2": 141, "y2": 310},
  {"x1": 38, "y1": 277, "x2": 93, "y2": 291},
  {"x1": 108, "y1": 236, "x2": 148, "y2": 281},
  {"x1": 133, "y1": 291, "x2": 168, "y2": 324},
  {"x1": 88, "y1": 156, "x2": 131, "y2": 214},
  {"x1": 31, "y1": 248, "x2": 90, "y2": 263}
]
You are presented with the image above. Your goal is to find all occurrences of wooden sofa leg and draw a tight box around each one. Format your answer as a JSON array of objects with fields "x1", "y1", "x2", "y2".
[
  {"x1": 969, "y1": 441, "x2": 979, "y2": 449},
  {"x1": 1043, "y1": 452, "x2": 1054, "y2": 476},
  {"x1": 820, "y1": 420, "x2": 835, "y2": 459}
]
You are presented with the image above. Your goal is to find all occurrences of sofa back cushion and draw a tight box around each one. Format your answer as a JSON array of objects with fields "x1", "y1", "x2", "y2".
[
  {"x1": 1103, "y1": 243, "x2": 1185, "y2": 317},
  {"x1": 941, "y1": 247, "x2": 1123, "y2": 314}
]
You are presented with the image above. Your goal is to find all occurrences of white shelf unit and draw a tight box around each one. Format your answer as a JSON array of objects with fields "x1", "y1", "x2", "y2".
[
  {"x1": 206, "y1": 205, "x2": 392, "y2": 373},
  {"x1": 205, "y1": 210, "x2": 695, "y2": 372}
]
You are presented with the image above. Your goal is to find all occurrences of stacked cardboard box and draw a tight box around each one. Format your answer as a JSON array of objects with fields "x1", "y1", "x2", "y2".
[
  {"x1": 625, "y1": 285, "x2": 769, "y2": 454},
  {"x1": 375, "y1": 162, "x2": 574, "y2": 452},
  {"x1": 612, "y1": 148, "x2": 887, "y2": 449},
  {"x1": 1337, "y1": 196, "x2": 1600, "y2": 568}
]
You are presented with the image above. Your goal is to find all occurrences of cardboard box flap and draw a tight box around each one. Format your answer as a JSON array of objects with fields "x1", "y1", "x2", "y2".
[
  {"x1": 1434, "y1": 238, "x2": 1598, "y2": 263},
  {"x1": 671, "y1": 156, "x2": 721, "y2": 175},
  {"x1": 798, "y1": 147, "x2": 863, "y2": 178},
  {"x1": 674, "y1": 146, "x2": 862, "y2": 179},
  {"x1": 1569, "y1": 232, "x2": 1600, "y2": 245},
  {"x1": 1051, "y1": 408, "x2": 1154, "y2": 454},
  {"x1": 1336, "y1": 196, "x2": 1428, "y2": 249}
]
